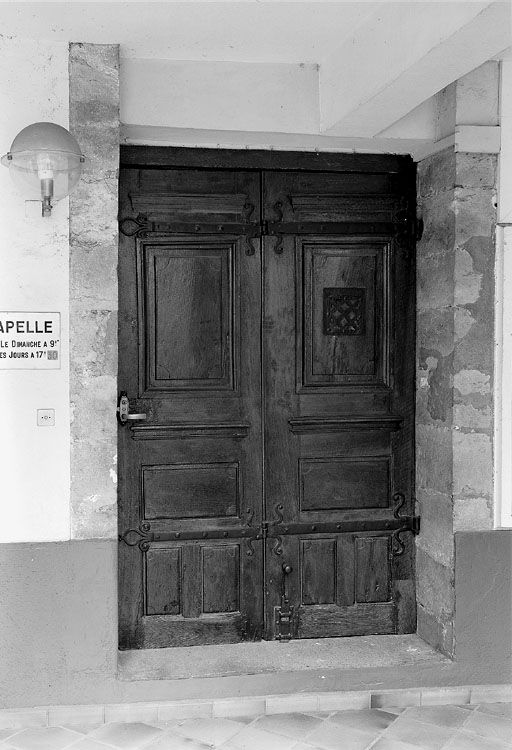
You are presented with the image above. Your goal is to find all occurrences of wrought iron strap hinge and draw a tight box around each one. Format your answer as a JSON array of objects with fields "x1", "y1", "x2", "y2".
[
  {"x1": 119, "y1": 497, "x2": 420, "y2": 556},
  {"x1": 119, "y1": 216, "x2": 262, "y2": 238},
  {"x1": 118, "y1": 214, "x2": 263, "y2": 255}
]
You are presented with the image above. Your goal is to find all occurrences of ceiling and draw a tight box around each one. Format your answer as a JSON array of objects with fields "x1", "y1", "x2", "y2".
[
  {"x1": 0, "y1": 1, "x2": 383, "y2": 63},
  {"x1": 1, "y1": 0, "x2": 509, "y2": 146}
]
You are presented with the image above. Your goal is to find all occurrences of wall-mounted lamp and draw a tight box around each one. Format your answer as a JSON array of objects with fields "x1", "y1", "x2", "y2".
[{"x1": 1, "y1": 122, "x2": 85, "y2": 217}]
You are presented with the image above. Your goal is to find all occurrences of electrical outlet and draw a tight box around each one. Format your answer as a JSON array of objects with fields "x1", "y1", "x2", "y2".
[{"x1": 37, "y1": 409, "x2": 55, "y2": 426}]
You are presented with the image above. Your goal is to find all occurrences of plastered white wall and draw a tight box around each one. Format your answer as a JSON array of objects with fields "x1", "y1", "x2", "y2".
[
  {"x1": 120, "y1": 58, "x2": 320, "y2": 134},
  {"x1": 0, "y1": 37, "x2": 71, "y2": 543}
]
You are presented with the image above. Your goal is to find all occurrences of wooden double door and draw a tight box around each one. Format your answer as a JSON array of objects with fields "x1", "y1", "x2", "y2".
[{"x1": 118, "y1": 150, "x2": 418, "y2": 650}]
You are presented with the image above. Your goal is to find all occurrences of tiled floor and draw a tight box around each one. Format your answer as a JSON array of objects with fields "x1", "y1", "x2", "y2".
[{"x1": 0, "y1": 703, "x2": 510, "y2": 750}]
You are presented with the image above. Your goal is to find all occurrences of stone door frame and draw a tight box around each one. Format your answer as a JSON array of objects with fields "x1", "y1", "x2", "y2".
[{"x1": 68, "y1": 44, "x2": 500, "y2": 663}]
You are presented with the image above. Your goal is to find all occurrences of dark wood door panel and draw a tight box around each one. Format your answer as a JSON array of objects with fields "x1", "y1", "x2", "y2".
[
  {"x1": 262, "y1": 167, "x2": 415, "y2": 640},
  {"x1": 119, "y1": 166, "x2": 262, "y2": 648},
  {"x1": 265, "y1": 532, "x2": 396, "y2": 639},
  {"x1": 299, "y1": 239, "x2": 390, "y2": 389},
  {"x1": 121, "y1": 436, "x2": 260, "y2": 530},
  {"x1": 299, "y1": 456, "x2": 390, "y2": 512},
  {"x1": 138, "y1": 539, "x2": 263, "y2": 648},
  {"x1": 297, "y1": 604, "x2": 395, "y2": 639},
  {"x1": 142, "y1": 241, "x2": 237, "y2": 394},
  {"x1": 142, "y1": 461, "x2": 241, "y2": 521}
]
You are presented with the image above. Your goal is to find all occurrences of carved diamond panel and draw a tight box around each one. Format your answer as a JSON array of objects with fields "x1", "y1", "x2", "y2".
[{"x1": 323, "y1": 288, "x2": 366, "y2": 336}]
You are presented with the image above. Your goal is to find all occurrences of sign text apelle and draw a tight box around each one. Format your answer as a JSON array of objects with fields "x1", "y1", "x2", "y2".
[{"x1": 0, "y1": 312, "x2": 61, "y2": 369}]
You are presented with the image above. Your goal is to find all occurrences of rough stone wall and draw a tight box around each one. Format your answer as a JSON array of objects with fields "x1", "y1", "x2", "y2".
[
  {"x1": 69, "y1": 44, "x2": 120, "y2": 539},
  {"x1": 416, "y1": 145, "x2": 497, "y2": 656}
]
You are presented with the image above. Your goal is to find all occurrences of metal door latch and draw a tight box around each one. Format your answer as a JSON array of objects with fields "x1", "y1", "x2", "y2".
[
  {"x1": 274, "y1": 563, "x2": 294, "y2": 641},
  {"x1": 117, "y1": 391, "x2": 147, "y2": 425}
]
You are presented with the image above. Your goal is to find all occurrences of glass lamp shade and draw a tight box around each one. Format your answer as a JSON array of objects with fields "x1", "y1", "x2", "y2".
[{"x1": 1, "y1": 122, "x2": 85, "y2": 203}]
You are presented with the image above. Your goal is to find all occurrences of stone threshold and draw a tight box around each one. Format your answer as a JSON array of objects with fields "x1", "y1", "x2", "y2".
[
  {"x1": 118, "y1": 634, "x2": 444, "y2": 681},
  {"x1": 0, "y1": 684, "x2": 510, "y2": 730}
]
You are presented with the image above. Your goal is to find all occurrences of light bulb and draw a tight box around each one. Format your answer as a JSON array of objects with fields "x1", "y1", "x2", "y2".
[
  {"x1": 36, "y1": 152, "x2": 54, "y2": 216},
  {"x1": 36, "y1": 153, "x2": 54, "y2": 180}
]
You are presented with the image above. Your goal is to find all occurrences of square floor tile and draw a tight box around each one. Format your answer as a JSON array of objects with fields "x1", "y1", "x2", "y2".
[
  {"x1": 327, "y1": 709, "x2": 397, "y2": 733},
  {"x1": 471, "y1": 687, "x2": 512, "y2": 705},
  {"x1": 317, "y1": 693, "x2": 370, "y2": 712},
  {"x1": 157, "y1": 704, "x2": 212, "y2": 722},
  {"x1": 6, "y1": 727, "x2": 83, "y2": 750},
  {"x1": 379, "y1": 716, "x2": 456, "y2": 749},
  {"x1": 105, "y1": 705, "x2": 159, "y2": 725},
  {"x1": 304, "y1": 721, "x2": 377, "y2": 750},
  {"x1": 0, "y1": 730, "x2": 20, "y2": 742},
  {"x1": 420, "y1": 688, "x2": 471, "y2": 707},
  {"x1": 371, "y1": 691, "x2": 422, "y2": 709},
  {"x1": 266, "y1": 695, "x2": 319, "y2": 715},
  {"x1": 142, "y1": 730, "x2": 214, "y2": 749},
  {"x1": 0, "y1": 712, "x2": 47, "y2": 731},
  {"x1": 370, "y1": 740, "x2": 428, "y2": 750},
  {"x1": 478, "y1": 704, "x2": 512, "y2": 719},
  {"x1": 48, "y1": 707, "x2": 103, "y2": 728},
  {"x1": 304, "y1": 713, "x2": 333, "y2": 719},
  {"x1": 223, "y1": 725, "x2": 298, "y2": 750},
  {"x1": 462, "y1": 710, "x2": 512, "y2": 744},
  {"x1": 173, "y1": 717, "x2": 245, "y2": 747},
  {"x1": 252, "y1": 712, "x2": 323, "y2": 740},
  {"x1": 401, "y1": 705, "x2": 472, "y2": 729},
  {"x1": 88, "y1": 722, "x2": 163, "y2": 749},
  {"x1": 61, "y1": 741, "x2": 116, "y2": 750},
  {"x1": 212, "y1": 699, "x2": 265, "y2": 719},
  {"x1": 443, "y1": 729, "x2": 512, "y2": 750},
  {"x1": 61, "y1": 724, "x2": 103, "y2": 736}
]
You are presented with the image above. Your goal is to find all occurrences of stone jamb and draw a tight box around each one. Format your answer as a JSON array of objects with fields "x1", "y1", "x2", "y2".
[{"x1": 69, "y1": 43, "x2": 120, "y2": 540}]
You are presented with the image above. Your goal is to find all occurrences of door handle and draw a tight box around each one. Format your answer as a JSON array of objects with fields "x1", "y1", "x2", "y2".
[{"x1": 117, "y1": 391, "x2": 147, "y2": 425}]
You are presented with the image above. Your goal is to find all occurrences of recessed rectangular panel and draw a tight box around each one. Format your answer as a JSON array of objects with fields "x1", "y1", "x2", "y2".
[
  {"x1": 300, "y1": 242, "x2": 389, "y2": 388},
  {"x1": 299, "y1": 457, "x2": 389, "y2": 511},
  {"x1": 355, "y1": 536, "x2": 390, "y2": 603},
  {"x1": 142, "y1": 242, "x2": 235, "y2": 391},
  {"x1": 145, "y1": 548, "x2": 181, "y2": 616},
  {"x1": 202, "y1": 545, "x2": 240, "y2": 613},
  {"x1": 143, "y1": 463, "x2": 240, "y2": 520},
  {"x1": 301, "y1": 539, "x2": 336, "y2": 605}
]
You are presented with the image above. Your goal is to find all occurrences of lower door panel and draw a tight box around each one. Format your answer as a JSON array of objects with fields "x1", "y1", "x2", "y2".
[
  {"x1": 136, "y1": 539, "x2": 263, "y2": 648},
  {"x1": 266, "y1": 532, "x2": 397, "y2": 640}
]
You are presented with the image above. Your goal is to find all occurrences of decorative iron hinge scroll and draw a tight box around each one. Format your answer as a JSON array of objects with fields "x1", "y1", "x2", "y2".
[{"x1": 390, "y1": 492, "x2": 420, "y2": 556}]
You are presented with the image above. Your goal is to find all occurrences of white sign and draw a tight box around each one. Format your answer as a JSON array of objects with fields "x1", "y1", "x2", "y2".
[{"x1": 0, "y1": 312, "x2": 61, "y2": 369}]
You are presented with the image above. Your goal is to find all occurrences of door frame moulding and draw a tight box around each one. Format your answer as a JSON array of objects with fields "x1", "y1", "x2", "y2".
[{"x1": 120, "y1": 145, "x2": 413, "y2": 174}]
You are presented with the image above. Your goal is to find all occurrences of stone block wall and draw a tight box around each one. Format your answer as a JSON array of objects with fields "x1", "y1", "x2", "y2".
[
  {"x1": 416, "y1": 144, "x2": 497, "y2": 655},
  {"x1": 69, "y1": 44, "x2": 120, "y2": 539}
]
